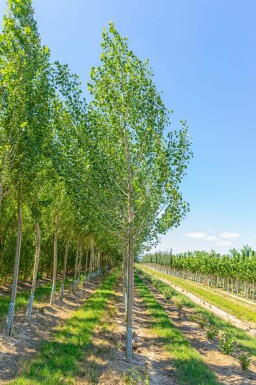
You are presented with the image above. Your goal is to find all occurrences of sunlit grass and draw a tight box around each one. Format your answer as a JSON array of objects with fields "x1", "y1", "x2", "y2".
[
  {"x1": 137, "y1": 267, "x2": 256, "y2": 356},
  {"x1": 0, "y1": 276, "x2": 75, "y2": 319},
  {"x1": 135, "y1": 273, "x2": 222, "y2": 385},
  {"x1": 140, "y1": 265, "x2": 256, "y2": 323},
  {"x1": 10, "y1": 270, "x2": 119, "y2": 385}
]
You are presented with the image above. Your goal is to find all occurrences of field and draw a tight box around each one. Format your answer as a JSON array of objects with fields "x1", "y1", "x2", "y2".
[
  {"x1": 0, "y1": 1, "x2": 255, "y2": 384},
  {"x1": 1, "y1": 265, "x2": 256, "y2": 384}
]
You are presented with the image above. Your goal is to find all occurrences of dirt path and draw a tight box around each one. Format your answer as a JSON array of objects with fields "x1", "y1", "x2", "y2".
[
  {"x1": 142, "y1": 267, "x2": 256, "y2": 337},
  {"x1": 75, "y1": 283, "x2": 177, "y2": 385},
  {"x1": 142, "y1": 277, "x2": 256, "y2": 385},
  {"x1": 0, "y1": 278, "x2": 103, "y2": 384}
]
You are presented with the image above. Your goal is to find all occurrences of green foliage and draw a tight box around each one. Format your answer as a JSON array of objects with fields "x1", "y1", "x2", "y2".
[
  {"x1": 142, "y1": 246, "x2": 256, "y2": 285},
  {"x1": 88, "y1": 22, "x2": 192, "y2": 255},
  {"x1": 174, "y1": 298, "x2": 186, "y2": 311},
  {"x1": 124, "y1": 368, "x2": 149, "y2": 385},
  {"x1": 194, "y1": 314, "x2": 210, "y2": 329},
  {"x1": 219, "y1": 332, "x2": 236, "y2": 354},
  {"x1": 238, "y1": 352, "x2": 251, "y2": 370},
  {"x1": 206, "y1": 327, "x2": 219, "y2": 340},
  {"x1": 0, "y1": 2, "x2": 191, "y2": 361}
]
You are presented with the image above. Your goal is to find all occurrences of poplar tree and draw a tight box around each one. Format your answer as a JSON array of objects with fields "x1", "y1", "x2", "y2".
[
  {"x1": 0, "y1": 0, "x2": 53, "y2": 334},
  {"x1": 88, "y1": 23, "x2": 192, "y2": 360}
]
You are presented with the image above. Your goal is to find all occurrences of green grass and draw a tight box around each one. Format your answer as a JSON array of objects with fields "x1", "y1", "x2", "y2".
[
  {"x1": 11, "y1": 270, "x2": 119, "y2": 385},
  {"x1": 0, "y1": 276, "x2": 76, "y2": 319},
  {"x1": 140, "y1": 265, "x2": 256, "y2": 324},
  {"x1": 135, "y1": 273, "x2": 223, "y2": 385},
  {"x1": 137, "y1": 267, "x2": 256, "y2": 356}
]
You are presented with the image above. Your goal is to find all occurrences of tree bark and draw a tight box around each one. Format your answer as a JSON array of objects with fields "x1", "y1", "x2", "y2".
[
  {"x1": 77, "y1": 243, "x2": 82, "y2": 287},
  {"x1": 26, "y1": 222, "x2": 41, "y2": 321},
  {"x1": 59, "y1": 238, "x2": 70, "y2": 302},
  {"x1": 50, "y1": 216, "x2": 58, "y2": 305},
  {"x1": 6, "y1": 193, "x2": 22, "y2": 335},
  {"x1": 124, "y1": 130, "x2": 134, "y2": 362},
  {"x1": 72, "y1": 241, "x2": 79, "y2": 293},
  {"x1": 84, "y1": 247, "x2": 89, "y2": 287},
  {"x1": 89, "y1": 242, "x2": 94, "y2": 279}
]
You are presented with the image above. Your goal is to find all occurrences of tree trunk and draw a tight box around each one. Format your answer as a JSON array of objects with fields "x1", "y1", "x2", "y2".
[
  {"x1": 0, "y1": 182, "x2": 3, "y2": 253},
  {"x1": 124, "y1": 130, "x2": 134, "y2": 362},
  {"x1": 84, "y1": 247, "x2": 89, "y2": 286},
  {"x1": 6, "y1": 194, "x2": 22, "y2": 335},
  {"x1": 26, "y1": 222, "x2": 41, "y2": 321},
  {"x1": 126, "y1": 225, "x2": 134, "y2": 362},
  {"x1": 77, "y1": 243, "x2": 82, "y2": 287},
  {"x1": 50, "y1": 216, "x2": 58, "y2": 305},
  {"x1": 59, "y1": 238, "x2": 70, "y2": 302},
  {"x1": 72, "y1": 241, "x2": 79, "y2": 293},
  {"x1": 123, "y1": 248, "x2": 129, "y2": 316},
  {"x1": 89, "y1": 242, "x2": 94, "y2": 278}
]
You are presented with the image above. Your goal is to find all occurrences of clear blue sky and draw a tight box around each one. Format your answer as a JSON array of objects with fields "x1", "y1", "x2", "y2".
[{"x1": 1, "y1": 0, "x2": 256, "y2": 254}]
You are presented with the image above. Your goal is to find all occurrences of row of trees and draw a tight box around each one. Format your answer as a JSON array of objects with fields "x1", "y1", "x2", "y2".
[
  {"x1": 142, "y1": 246, "x2": 256, "y2": 300},
  {"x1": 0, "y1": 0, "x2": 191, "y2": 359}
]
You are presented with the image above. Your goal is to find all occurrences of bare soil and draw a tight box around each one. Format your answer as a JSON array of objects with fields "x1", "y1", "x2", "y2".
[
  {"x1": 0, "y1": 278, "x2": 101, "y2": 384},
  {"x1": 3, "y1": 270, "x2": 255, "y2": 385},
  {"x1": 143, "y1": 277, "x2": 256, "y2": 385}
]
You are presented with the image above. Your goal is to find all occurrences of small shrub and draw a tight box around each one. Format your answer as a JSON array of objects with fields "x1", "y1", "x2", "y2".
[
  {"x1": 188, "y1": 313, "x2": 209, "y2": 329},
  {"x1": 188, "y1": 313, "x2": 197, "y2": 322},
  {"x1": 174, "y1": 298, "x2": 186, "y2": 311},
  {"x1": 219, "y1": 332, "x2": 236, "y2": 354},
  {"x1": 165, "y1": 291, "x2": 172, "y2": 300},
  {"x1": 238, "y1": 352, "x2": 251, "y2": 370},
  {"x1": 124, "y1": 368, "x2": 149, "y2": 385},
  {"x1": 196, "y1": 314, "x2": 209, "y2": 329},
  {"x1": 206, "y1": 327, "x2": 219, "y2": 340}
]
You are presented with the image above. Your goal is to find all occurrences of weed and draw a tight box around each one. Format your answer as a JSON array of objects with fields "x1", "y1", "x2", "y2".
[
  {"x1": 174, "y1": 298, "x2": 186, "y2": 311},
  {"x1": 238, "y1": 352, "x2": 251, "y2": 370},
  {"x1": 219, "y1": 332, "x2": 236, "y2": 354},
  {"x1": 196, "y1": 314, "x2": 209, "y2": 329},
  {"x1": 206, "y1": 327, "x2": 219, "y2": 340},
  {"x1": 124, "y1": 368, "x2": 149, "y2": 385}
]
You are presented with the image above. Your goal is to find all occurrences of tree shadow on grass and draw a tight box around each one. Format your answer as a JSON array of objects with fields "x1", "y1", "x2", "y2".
[{"x1": 0, "y1": 275, "x2": 113, "y2": 384}]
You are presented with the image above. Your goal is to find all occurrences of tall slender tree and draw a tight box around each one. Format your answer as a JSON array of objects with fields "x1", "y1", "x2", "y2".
[
  {"x1": 88, "y1": 23, "x2": 192, "y2": 360},
  {"x1": 0, "y1": 0, "x2": 53, "y2": 335}
]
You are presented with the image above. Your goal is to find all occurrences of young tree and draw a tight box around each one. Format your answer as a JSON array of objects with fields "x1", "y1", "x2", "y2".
[
  {"x1": 88, "y1": 23, "x2": 192, "y2": 360},
  {"x1": 0, "y1": 0, "x2": 53, "y2": 335}
]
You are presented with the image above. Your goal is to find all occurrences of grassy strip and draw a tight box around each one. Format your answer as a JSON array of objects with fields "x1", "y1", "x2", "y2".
[
  {"x1": 137, "y1": 267, "x2": 256, "y2": 356},
  {"x1": 135, "y1": 273, "x2": 223, "y2": 385},
  {"x1": 10, "y1": 270, "x2": 119, "y2": 385},
  {"x1": 0, "y1": 276, "x2": 76, "y2": 319},
  {"x1": 140, "y1": 265, "x2": 256, "y2": 324}
]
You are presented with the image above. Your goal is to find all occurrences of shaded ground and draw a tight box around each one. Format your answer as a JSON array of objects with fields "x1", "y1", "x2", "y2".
[
  {"x1": 0, "y1": 278, "x2": 100, "y2": 384},
  {"x1": 142, "y1": 277, "x2": 256, "y2": 385},
  {"x1": 0, "y1": 275, "x2": 63, "y2": 297}
]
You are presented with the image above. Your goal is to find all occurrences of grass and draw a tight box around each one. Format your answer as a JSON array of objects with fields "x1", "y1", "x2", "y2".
[
  {"x1": 10, "y1": 270, "x2": 119, "y2": 385},
  {"x1": 135, "y1": 273, "x2": 223, "y2": 385},
  {"x1": 140, "y1": 265, "x2": 256, "y2": 324},
  {"x1": 0, "y1": 275, "x2": 85, "y2": 319},
  {"x1": 137, "y1": 267, "x2": 256, "y2": 356}
]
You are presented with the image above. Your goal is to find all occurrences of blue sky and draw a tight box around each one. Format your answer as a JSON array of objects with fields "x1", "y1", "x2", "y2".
[{"x1": 1, "y1": 0, "x2": 256, "y2": 254}]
